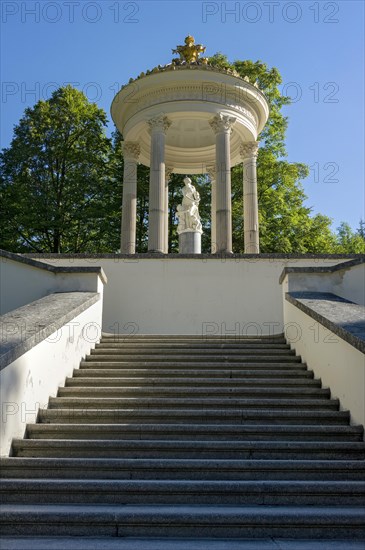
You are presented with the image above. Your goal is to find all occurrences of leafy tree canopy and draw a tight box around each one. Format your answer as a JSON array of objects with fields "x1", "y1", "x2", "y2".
[
  {"x1": 208, "y1": 53, "x2": 364, "y2": 254},
  {"x1": 1, "y1": 63, "x2": 363, "y2": 254},
  {"x1": 0, "y1": 86, "x2": 121, "y2": 252}
]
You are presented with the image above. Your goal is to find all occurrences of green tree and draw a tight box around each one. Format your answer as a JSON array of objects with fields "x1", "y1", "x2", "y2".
[
  {"x1": 0, "y1": 86, "x2": 118, "y2": 253},
  {"x1": 334, "y1": 222, "x2": 365, "y2": 253},
  {"x1": 2, "y1": 70, "x2": 361, "y2": 255},
  {"x1": 135, "y1": 163, "x2": 150, "y2": 252},
  {"x1": 209, "y1": 54, "x2": 337, "y2": 253},
  {"x1": 356, "y1": 220, "x2": 365, "y2": 240}
]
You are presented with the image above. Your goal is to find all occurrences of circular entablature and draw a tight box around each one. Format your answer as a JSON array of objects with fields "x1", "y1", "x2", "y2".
[
  {"x1": 111, "y1": 66, "x2": 269, "y2": 173},
  {"x1": 123, "y1": 108, "x2": 255, "y2": 172}
]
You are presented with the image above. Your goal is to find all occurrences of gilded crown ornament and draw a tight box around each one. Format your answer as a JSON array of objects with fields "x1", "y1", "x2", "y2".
[{"x1": 172, "y1": 35, "x2": 208, "y2": 64}]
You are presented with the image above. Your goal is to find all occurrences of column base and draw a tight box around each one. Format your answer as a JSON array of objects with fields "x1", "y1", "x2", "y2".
[
  {"x1": 244, "y1": 232, "x2": 260, "y2": 254},
  {"x1": 179, "y1": 232, "x2": 202, "y2": 254},
  {"x1": 214, "y1": 249, "x2": 233, "y2": 255}
]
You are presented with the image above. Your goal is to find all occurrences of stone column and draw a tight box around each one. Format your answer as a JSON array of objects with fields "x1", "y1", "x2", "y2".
[
  {"x1": 240, "y1": 141, "x2": 260, "y2": 253},
  {"x1": 164, "y1": 166, "x2": 174, "y2": 254},
  {"x1": 121, "y1": 141, "x2": 140, "y2": 254},
  {"x1": 207, "y1": 166, "x2": 216, "y2": 253},
  {"x1": 209, "y1": 113, "x2": 236, "y2": 254},
  {"x1": 147, "y1": 115, "x2": 172, "y2": 253}
]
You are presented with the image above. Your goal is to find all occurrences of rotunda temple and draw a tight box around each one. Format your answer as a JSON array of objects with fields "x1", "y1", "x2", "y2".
[{"x1": 111, "y1": 36, "x2": 269, "y2": 254}]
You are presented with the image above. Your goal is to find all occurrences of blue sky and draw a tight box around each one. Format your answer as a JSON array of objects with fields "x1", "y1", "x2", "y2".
[{"x1": 1, "y1": 0, "x2": 364, "y2": 231}]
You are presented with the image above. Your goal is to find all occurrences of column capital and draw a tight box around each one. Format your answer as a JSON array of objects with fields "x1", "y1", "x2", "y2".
[
  {"x1": 209, "y1": 113, "x2": 236, "y2": 135},
  {"x1": 240, "y1": 141, "x2": 259, "y2": 161},
  {"x1": 206, "y1": 165, "x2": 216, "y2": 181},
  {"x1": 147, "y1": 115, "x2": 172, "y2": 135},
  {"x1": 122, "y1": 141, "x2": 140, "y2": 161},
  {"x1": 165, "y1": 166, "x2": 174, "y2": 182}
]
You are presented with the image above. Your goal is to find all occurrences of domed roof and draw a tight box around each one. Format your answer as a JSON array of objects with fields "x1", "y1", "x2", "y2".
[{"x1": 111, "y1": 37, "x2": 269, "y2": 173}]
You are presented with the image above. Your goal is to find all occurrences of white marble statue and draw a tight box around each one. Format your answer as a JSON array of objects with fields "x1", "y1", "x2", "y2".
[{"x1": 176, "y1": 177, "x2": 203, "y2": 234}]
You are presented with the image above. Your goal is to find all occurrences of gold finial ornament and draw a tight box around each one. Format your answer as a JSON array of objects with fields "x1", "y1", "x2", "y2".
[{"x1": 172, "y1": 35, "x2": 207, "y2": 64}]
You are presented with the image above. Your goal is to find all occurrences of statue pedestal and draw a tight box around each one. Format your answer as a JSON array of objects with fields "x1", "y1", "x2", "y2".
[{"x1": 179, "y1": 231, "x2": 201, "y2": 254}]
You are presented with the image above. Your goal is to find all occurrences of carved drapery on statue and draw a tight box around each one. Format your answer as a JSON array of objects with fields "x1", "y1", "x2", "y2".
[{"x1": 176, "y1": 177, "x2": 203, "y2": 235}]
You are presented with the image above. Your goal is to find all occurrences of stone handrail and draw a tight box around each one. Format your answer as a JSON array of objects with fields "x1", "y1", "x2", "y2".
[
  {"x1": 285, "y1": 291, "x2": 365, "y2": 354},
  {"x1": 0, "y1": 249, "x2": 107, "y2": 283},
  {"x1": 0, "y1": 292, "x2": 100, "y2": 371}
]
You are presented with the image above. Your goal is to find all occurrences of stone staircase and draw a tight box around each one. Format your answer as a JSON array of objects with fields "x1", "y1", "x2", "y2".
[{"x1": 1, "y1": 334, "x2": 365, "y2": 547}]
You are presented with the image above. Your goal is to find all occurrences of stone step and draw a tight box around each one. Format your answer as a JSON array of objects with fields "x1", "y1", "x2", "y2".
[
  {"x1": 38, "y1": 408, "x2": 350, "y2": 425},
  {"x1": 1, "y1": 505, "x2": 364, "y2": 538},
  {"x1": 75, "y1": 366, "x2": 313, "y2": 378},
  {"x1": 101, "y1": 334, "x2": 286, "y2": 342},
  {"x1": 2, "y1": 479, "x2": 365, "y2": 506},
  {"x1": 25, "y1": 423, "x2": 363, "y2": 442},
  {"x1": 56, "y1": 386, "x2": 331, "y2": 400},
  {"x1": 4, "y1": 330, "x2": 364, "y2": 545},
  {"x1": 3, "y1": 536, "x2": 365, "y2": 550},
  {"x1": 66, "y1": 376, "x2": 321, "y2": 387},
  {"x1": 96, "y1": 343, "x2": 291, "y2": 350},
  {"x1": 2, "y1": 457, "x2": 364, "y2": 481},
  {"x1": 79, "y1": 362, "x2": 307, "y2": 372},
  {"x1": 11, "y1": 439, "x2": 365, "y2": 460},
  {"x1": 47, "y1": 396, "x2": 339, "y2": 410},
  {"x1": 89, "y1": 350, "x2": 296, "y2": 358}
]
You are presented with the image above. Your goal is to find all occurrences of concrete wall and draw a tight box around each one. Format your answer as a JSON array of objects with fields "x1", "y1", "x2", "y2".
[
  {"x1": 0, "y1": 298, "x2": 103, "y2": 456},
  {"x1": 332, "y1": 263, "x2": 365, "y2": 305},
  {"x1": 29, "y1": 256, "x2": 349, "y2": 335},
  {"x1": 0, "y1": 257, "x2": 57, "y2": 314},
  {"x1": 283, "y1": 299, "x2": 365, "y2": 429},
  {"x1": 0, "y1": 255, "x2": 105, "y2": 315},
  {"x1": 284, "y1": 263, "x2": 365, "y2": 306}
]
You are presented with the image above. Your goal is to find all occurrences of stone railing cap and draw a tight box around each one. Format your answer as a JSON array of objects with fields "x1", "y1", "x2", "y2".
[
  {"x1": 0, "y1": 292, "x2": 100, "y2": 370},
  {"x1": 285, "y1": 291, "x2": 365, "y2": 354},
  {"x1": 0, "y1": 249, "x2": 107, "y2": 285},
  {"x1": 279, "y1": 258, "x2": 365, "y2": 285},
  {"x1": 21, "y1": 252, "x2": 364, "y2": 261}
]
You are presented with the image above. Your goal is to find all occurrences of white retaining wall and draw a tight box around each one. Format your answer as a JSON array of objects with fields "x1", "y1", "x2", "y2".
[
  {"x1": 32, "y1": 257, "x2": 348, "y2": 335},
  {"x1": 283, "y1": 299, "x2": 365, "y2": 428},
  {"x1": 0, "y1": 255, "x2": 105, "y2": 315},
  {"x1": 284, "y1": 263, "x2": 365, "y2": 306},
  {"x1": 0, "y1": 298, "x2": 103, "y2": 456}
]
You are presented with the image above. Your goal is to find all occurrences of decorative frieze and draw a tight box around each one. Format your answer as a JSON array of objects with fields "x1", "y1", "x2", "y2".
[
  {"x1": 120, "y1": 61, "x2": 258, "y2": 90},
  {"x1": 124, "y1": 85, "x2": 257, "y2": 127}
]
